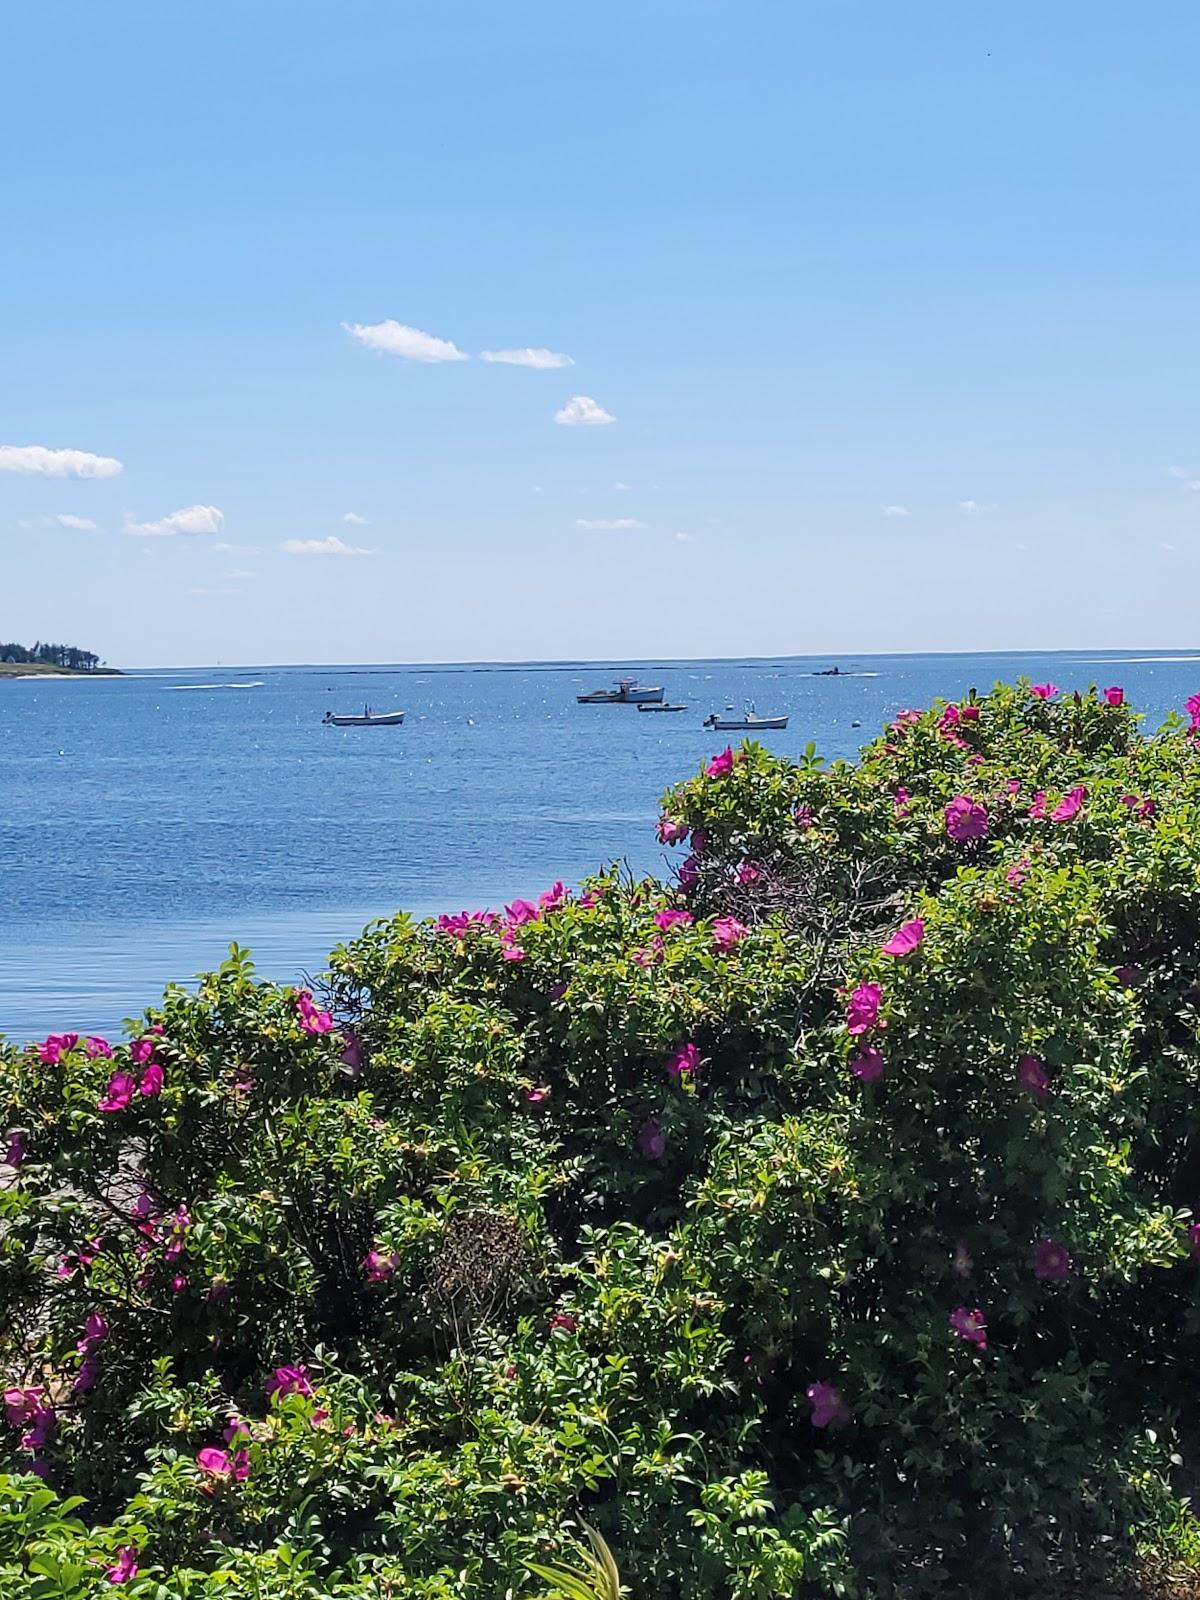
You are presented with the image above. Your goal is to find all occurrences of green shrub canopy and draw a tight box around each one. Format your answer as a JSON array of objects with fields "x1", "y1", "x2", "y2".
[{"x1": 5, "y1": 679, "x2": 1200, "y2": 1597}]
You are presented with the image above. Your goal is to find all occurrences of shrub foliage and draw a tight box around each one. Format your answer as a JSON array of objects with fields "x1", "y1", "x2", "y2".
[{"x1": 5, "y1": 680, "x2": 1200, "y2": 1596}]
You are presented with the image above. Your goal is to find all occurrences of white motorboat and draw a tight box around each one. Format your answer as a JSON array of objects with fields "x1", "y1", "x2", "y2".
[
  {"x1": 323, "y1": 707, "x2": 405, "y2": 727},
  {"x1": 577, "y1": 677, "x2": 665, "y2": 705},
  {"x1": 704, "y1": 706, "x2": 788, "y2": 731},
  {"x1": 637, "y1": 702, "x2": 688, "y2": 713}
]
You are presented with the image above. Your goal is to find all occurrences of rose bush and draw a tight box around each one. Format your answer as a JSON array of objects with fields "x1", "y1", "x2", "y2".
[{"x1": 5, "y1": 680, "x2": 1200, "y2": 1595}]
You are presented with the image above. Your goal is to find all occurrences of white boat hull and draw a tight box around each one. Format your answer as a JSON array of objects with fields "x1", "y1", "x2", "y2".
[
  {"x1": 325, "y1": 711, "x2": 405, "y2": 726},
  {"x1": 704, "y1": 714, "x2": 788, "y2": 731}
]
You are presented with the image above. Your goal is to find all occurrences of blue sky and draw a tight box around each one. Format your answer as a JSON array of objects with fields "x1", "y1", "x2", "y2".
[{"x1": 2, "y1": 1, "x2": 1198, "y2": 666}]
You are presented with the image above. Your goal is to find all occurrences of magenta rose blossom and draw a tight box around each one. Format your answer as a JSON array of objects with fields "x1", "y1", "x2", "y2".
[
  {"x1": 706, "y1": 746, "x2": 735, "y2": 778},
  {"x1": 98, "y1": 1072, "x2": 136, "y2": 1113},
  {"x1": 846, "y1": 982, "x2": 881, "y2": 1036},
  {"x1": 1032, "y1": 1239, "x2": 1073, "y2": 1281},
  {"x1": 1103, "y1": 686, "x2": 1124, "y2": 707},
  {"x1": 806, "y1": 1381, "x2": 849, "y2": 1428},
  {"x1": 882, "y1": 917, "x2": 924, "y2": 957},
  {"x1": 851, "y1": 1045, "x2": 886, "y2": 1083},
  {"x1": 1050, "y1": 785, "x2": 1086, "y2": 823},
  {"x1": 1017, "y1": 1054, "x2": 1051, "y2": 1101},
  {"x1": 949, "y1": 1307, "x2": 987, "y2": 1350},
  {"x1": 656, "y1": 816, "x2": 689, "y2": 845},
  {"x1": 711, "y1": 916, "x2": 748, "y2": 951},
  {"x1": 654, "y1": 908, "x2": 693, "y2": 932},
  {"x1": 666, "y1": 1042, "x2": 701, "y2": 1078},
  {"x1": 1029, "y1": 683, "x2": 1057, "y2": 700},
  {"x1": 945, "y1": 796, "x2": 989, "y2": 841}
]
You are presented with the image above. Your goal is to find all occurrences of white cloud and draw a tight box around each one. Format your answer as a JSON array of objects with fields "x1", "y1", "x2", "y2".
[
  {"x1": 958, "y1": 500, "x2": 980, "y2": 515},
  {"x1": 342, "y1": 319, "x2": 467, "y2": 363},
  {"x1": 613, "y1": 481, "x2": 631, "y2": 490},
  {"x1": 1187, "y1": 481, "x2": 1200, "y2": 493},
  {"x1": 575, "y1": 516, "x2": 646, "y2": 530},
  {"x1": 882, "y1": 505, "x2": 909, "y2": 518},
  {"x1": 674, "y1": 531, "x2": 693, "y2": 543},
  {"x1": 126, "y1": 504, "x2": 225, "y2": 538},
  {"x1": 56, "y1": 514, "x2": 98, "y2": 530},
  {"x1": 342, "y1": 511, "x2": 369, "y2": 525},
  {"x1": 555, "y1": 395, "x2": 615, "y2": 426},
  {"x1": 0, "y1": 444, "x2": 123, "y2": 478},
  {"x1": 280, "y1": 535, "x2": 374, "y2": 556},
  {"x1": 1169, "y1": 466, "x2": 1193, "y2": 479},
  {"x1": 480, "y1": 347, "x2": 574, "y2": 369}
]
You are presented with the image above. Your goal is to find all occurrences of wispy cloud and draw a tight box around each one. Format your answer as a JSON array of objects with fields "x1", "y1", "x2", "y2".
[
  {"x1": 958, "y1": 500, "x2": 980, "y2": 515},
  {"x1": 882, "y1": 504, "x2": 909, "y2": 518},
  {"x1": 555, "y1": 395, "x2": 615, "y2": 426},
  {"x1": 1169, "y1": 466, "x2": 1193, "y2": 479},
  {"x1": 342, "y1": 320, "x2": 467, "y2": 363},
  {"x1": 342, "y1": 511, "x2": 369, "y2": 525},
  {"x1": 674, "y1": 531, "x2": 693, "y2": 543},
  {"x1": 280, "y1": 535, "x2": 374, "y2": 556},
  {"x1": 613, "y1": 481, "x2": 631, "y2": 491},
  {"x1": 0, "y1": 444, "x2": 123, "y2": 478},
  {"x1": 56, "y1": 514, "x2": 98, "y2": 530},
  {"x1": 575, "y1": 517, "x2": 646, "y2": 530},
  {"x1": 481, "y1": 347, "x2": 573, "y2": 369},
  {"x1": 221, "y1": 567, "x2": 256, "y2": 580},
  {"x1": 126, "y1": 504, "x2": 225, "y2": 538}
]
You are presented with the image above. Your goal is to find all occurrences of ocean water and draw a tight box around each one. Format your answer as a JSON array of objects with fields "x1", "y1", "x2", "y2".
[{"x1": 3, "y1": 650, "x2": 1198, "y2": 1041}]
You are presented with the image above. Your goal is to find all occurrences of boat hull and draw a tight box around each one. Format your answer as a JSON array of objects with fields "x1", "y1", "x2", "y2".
[
  {"x1": 704, "y1": 716, "x2": 788, "y2": 731},
  {"x1": 325, "y1": 712, "x2": 405, "y2": 726},
  {"x1": 577, "y1": 686, "x2": 665, "y2": 704},
  {"x1": 637, "y1": 703, "x2": 687, "y2": 713}
]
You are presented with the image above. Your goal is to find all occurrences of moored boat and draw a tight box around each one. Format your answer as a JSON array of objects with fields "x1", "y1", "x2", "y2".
[
  {"x1": 577, "y1": 677, "x2": 665, "y2": 705},
  {"x1": 704, "y1": 706, "x2": 788, "y2": 731},
  {"x1": 323, "y1": 707, "x2": 405, "y2": 727},
  {"x1": 637, "y1": 702, "x2": 688, "y2": 713}
]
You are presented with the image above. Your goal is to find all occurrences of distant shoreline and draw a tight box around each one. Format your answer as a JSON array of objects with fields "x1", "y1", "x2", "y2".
[{"x1": 0, "y1": 663, "x2": 123, "y2": 679}]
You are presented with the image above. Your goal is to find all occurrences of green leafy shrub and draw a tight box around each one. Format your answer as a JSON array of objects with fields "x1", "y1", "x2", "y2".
[{"x1": 5, "y1": 679, "x2": 1200, "y2": 1596}]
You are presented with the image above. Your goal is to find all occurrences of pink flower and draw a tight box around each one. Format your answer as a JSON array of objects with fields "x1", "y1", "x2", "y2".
[
  {"x1": 196, "y1": 1445, "x2": 233, "y2": 1484},
  {"x1": 4, "y1": 1386, "x2": 46, "y2": 1427},
  {"x1": 232, "y1": 1448, "x2": 250, "y2": 1481},
  {"x1": 894, "y1": 786, "x2": 911, "y2": 817},
  {"x1": 851, "y1": 1045, "x2": 886, "y2": 1083},
  {"x1": 500, "y1": 934, "x2": 526, "y2": 962},
  {"x1": 882, "y1": 917, "x2": 924, "y2": 957},
  {"x1": 735, "y1": 861, "x2": 761, "y2": 886},
  {"x1": 73, "y1": 1355, "x2": 101, "y2": 1395},
  {"x1": 632, "y1": 936, "x2": 665, "y2": 968},
  {"x1": 677, "y1": 855, "x2": 700, "y2": 889},
  {"x1": 960, "y1": 704, "x2": 980, "y2": 722},
  {"x1": 1187, "y1": 692, "x2": 1200, "y2": 728},
  {"x1": 654, "y1": 908, "x2": 693, "y2": 932},
  {"x1": 549, "y1": 1312, "x2": 577, "y2": 1335},
  {"x1": 690, "y1": 829, "x2": 708, "y2": 854},
  {"x1": 666, "y1": 1042, "x2": 701, "y2": 1078},
  {"x1": 171, "y1": 1273, "x2": 188, "y2": 1294},
  {"x1": 846, "y1": 982, "x2": 881, "y2": 1036},
  {"x1": 1028, "y1": 790, "x2": 1047, "y2": 820},
  {"x1": 949, "y1": 1306, "x2": 987, "y2": 1350},
  {"x1": 1005, "y1": 779, "x2": 1021, "y2": 794},
  {"x1": 538, "y1": 881, "x2": 568, "y2": 911},
  {"x1": 578, "y1": 889, "x2": 600, "y2": 909},
  {"x1": 521, "y1": 1085, "x2": 549, "y2": 1105},
  {"x1": 1017, "y1": 1053, "x2": 1050, "y2": 1101},
  {"x1": 1115, "y1": 965, "x2": 1139, "y2": 986},
  {"x1": 363, "y1": 1248, "x2": 400, "y2": 1283},
  {"x1": 3, "y1": 1131, "x2": 26, "y2": 1168},
  {"x1": 1103, "y1": 686, "x2": 1124, "y2": 707},
  {"x1": 84, "y1": 1036, "x2": 112, "y2": 1059},
  {"x1": 265, "y1": 1363, "x2": 313, "y2": 1400},
  {"x1": 505, "y1": 898, "x2": 541, "y2": 927},
  {"x1": 98, "y1": 1072, "x2": 136, "y2": 1113},
  {"x1": 1050, "y1": 785, "x2": 1086, "y2": 823},
  {"x1": 78, "y1": 1312, "x2": 109, "y2": 1351},
  {"x1": 711, "y1": 916, "x2": 748, "y2": 951},
  {"x1": 637, "y1": 1118, "x2": 665, "y2": 1160},
  {"x1": 222, "y1": 1415, "x2": 250, "y2": 1444},
  {"x1": 295, "y1": 991, "x2": 334, "y2": 1035},
  {"x1": 806, "y1": 1381, "x2": 849, "y2": 1428},
  {"x1": 1139, "y1": 797, "x2": 1157, "y2": 820},
  {"x1": 706, "y1": 746, "x2": 735, "y2": 778},
  {"x1": 105, "y1": 1547, "x2": 139, "y2": 1585},
  {"x1": 340, "y1": 1031, "x2": 362, "y2": 1076},
  {"x1": 945, "y1": 796, "x2": 989, "y2": 842},
  {"x1": 1006, "y1": 858, "x2": 1030, "y2": 888},
  {"x1": 37, "y1": 1033, "x2": 79, "y2": 1065},
  {"x1": 1029, "y1": 683, "x2": 1057, "y2": 700},
  {"x1": 656, "y1": 817, "x2": 689, "y2": 845},
  {"x1": 129, "y1": 1037, "x2": 156, "y2": 1065},
  {"x1": 794, "y1": 804, "x2": 814, "y2": 830},
  {"x1": 138, "y1": 1062, "x2": 164, "y2": 1097},
  {"x1": 1032, "y1": 1239, "x2": 1073, "y2": 1281},
  {"x1": 20, "y1": 1404, "x2": 56, "y2": 1451}
]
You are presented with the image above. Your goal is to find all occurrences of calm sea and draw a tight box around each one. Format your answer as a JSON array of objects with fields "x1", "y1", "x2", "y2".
[{"x1": 3, "y1": 651, "x2": 1197, "y2": 1041}]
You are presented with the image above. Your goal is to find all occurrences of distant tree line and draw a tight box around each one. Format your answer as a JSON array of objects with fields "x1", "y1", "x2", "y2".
[{"x1": 0, "y1": 641, "x2": 103, "y2": 671}]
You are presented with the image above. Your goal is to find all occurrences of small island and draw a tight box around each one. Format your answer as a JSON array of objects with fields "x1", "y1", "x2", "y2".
[{"x1": 0, "y1": 641, "x2": 121, "y2": 677}]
